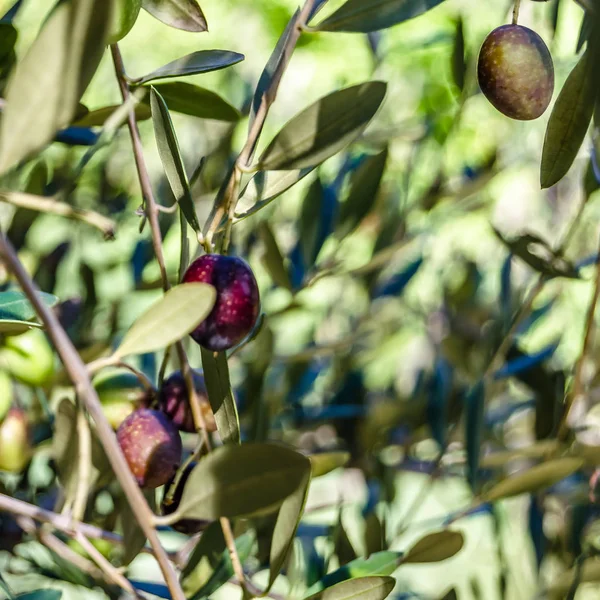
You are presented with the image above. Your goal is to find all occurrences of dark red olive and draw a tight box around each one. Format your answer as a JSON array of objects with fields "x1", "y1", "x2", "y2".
[
  {"x1": 182, "y1": 254, "x2": 260, "y2": 352},
  {"x1": 117, "y1": 409, "x2": 182, "y2": 489},
  {"x1": 477, "y1": 24, "x2": 554, "y2": 120}
]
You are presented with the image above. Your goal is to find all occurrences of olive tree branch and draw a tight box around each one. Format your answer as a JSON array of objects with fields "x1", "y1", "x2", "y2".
[
  {"x1": 0, "y1": 237, "x2": 185, "y2": 600},
  {"x1": 0, "y1": 191, "x2": 115, "y2": 239},
  {"x1": 203, "y1": 0, "x2": 319, "y2": 251},
  {"x1": 110, "y1": 42, "x2": 248, "y2": 595}
]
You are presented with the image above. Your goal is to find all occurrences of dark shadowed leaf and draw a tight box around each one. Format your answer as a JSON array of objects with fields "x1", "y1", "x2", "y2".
[
  {"x1": 142, "y1": 0, "x2": 207, "y2": 32},
  {"x1": 258, "y1": 82, "x2": 387, "y2": 171},
  {"x1": 250, "y1": 10, "x2": 299, "y2": 127},
  {"x1": 115, "y1": 283, "x2": 216, "y2": 357},
  {"x1": 304, "y1": 551, "x2": 402, "y2": 597},
  {"x1": 336, "y1": 148, "x2": 388, "y2": 238},
  {"x1": 541, "y1": 50, "x2": 598, "y2": 188},
  {"x1": 309, "y1": 452, "x2": 350, "y2": 477},
  {"x1": 72, "y1": 103, "x2": 152, "y2": 127},
  {"x1": 493, "y1": 342, "x2": 558, "y2": 381},
  {"x1": 482, "y1": 457, "x2": 584, "y2": 502},
  {"x1": 313, "y1": 0, "x2": 448, "y2": 33},
  {"x1": 465, "y1": 381, "x2": 485, "y2": 490},
  {"x1": 181, "y1": 526, "x2": 255, "y2": 600},
  {"x1": 150, "y1": 87, "x2": 201, "y2": 233},
  {"x1": 401, "y1": 530, "x2": 464, "y2": 563},
  {"x1": 145, "y1": 82, "x2": 240, "y2": 121},
  {"x1": 133, "y1": 50, "x2": 245, "y2": 85},
  {"x1": 201, "y1": 348, "x2": 240, "y2": 444},
  {"x1": 493, "y1": 228, "x2": 580, "y2": 279},
  {"x1": 451, "y1": 17, "x2": 465, "y2": 91},
  {"x1": 268, "y1": 469, "x2": 311, "y2": 590},
  {"x1": 236, "y1": 167, "x2": 315, "y2": 219},
  {"x1": 120, "y1": 489, "x2": 156, "y2": 565},
  {"x1": 299, "y1": 177, "x2": 325, "y2": 268},
  {"x1": 0, "y1": 290, "x2": 58, "y2": 323},
  {"x1": 0, "y1": 0, "x2": 111, "y2": 173},
  {"x1": 0, "y1": 23, "x2": 17, "y2": 75},
  {"x1": 175, "y1": 442, "x2": 311, "y2": 520},
  {"x1": 305, "y1": 576, "x2": 395, "y2": 600},
  {"x1": 16, "y1": 592, "x2": 62, "y2": 600},
  {"x1": 259, "y1": 222, "x2": 292, "y2": 291}
]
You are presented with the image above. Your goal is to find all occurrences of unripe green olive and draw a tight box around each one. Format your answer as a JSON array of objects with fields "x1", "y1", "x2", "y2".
[
  {"x1": 93, "y1": 369, "x2": 150, "y2": 430},
  {"x1": 0, "y1": 329, "x2": 55, "y2": 387},
  {"x1": 0, "y1": 370, "x2": 12, "y2": 423},
  {"x1": 108, "y1": 0, "x2": 142, "y2": 44},
  {"x1": 0, "y1": 407, "x2": 32, "y2": 473}
]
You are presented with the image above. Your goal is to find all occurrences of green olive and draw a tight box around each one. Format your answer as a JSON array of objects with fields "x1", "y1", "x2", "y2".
[
  {"x1": 0, "y1": 329, "x2": 55, "y2": 387},
  {"x1": 108, "y1": 0, "x2": 143, "y2": 44},
  {"x1": 0, "y1": 407, "x2": 31, "y2": 473},
  {"x1": 0, "y1": 371, "x2": 12, "y2": 422}
]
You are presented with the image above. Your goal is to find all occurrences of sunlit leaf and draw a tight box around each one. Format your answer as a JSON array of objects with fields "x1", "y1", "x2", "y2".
[
  {"x1": 175, "y1": 442, "x2": 311, "y2": 520},
  {"x1": 541, "y1": 50, "x2": 598, "y2": 188},
  {"x1": 200, "y1": 348, "x2": 240, "y2": 444},
  {"x1": 258, "y1": 81, "x2": 387, "y2": 171},
  {"x1": 309, "y1": 452, "x2": 350, "y2": 477},
  {"x1": 313, "y1": 0, "x2": 448, "y2": 33},
  {"x1": 72, "y1": 104, "x2": 152, "y2": 127},
  {"x1": 142, "y1": 0, "x2": 207, "y2": 32},
  {"x1": 150, "y1": 87, "x2": 201, "y2": 233},
  {"x1": 482, "y1": 457, "x2": 585, "y2": 502},
  {"x1": 133, "y1": 50, "x2": 244, "y2": 85},
  {"x1": 401, "y1": 530, "x2": 464, "y2": 563},
  {"x1": 115, "y1": 283, "x2": 216, "y2": 357},
  {"x1": 305, "y1": 576, "x2": 395, "y2": 600},
  {"x1": 146, "y1": 82, "x2": 240, "y2": 121},
  {"x1": 0, "y1": 0, "x2": 111, "y2": 173}
]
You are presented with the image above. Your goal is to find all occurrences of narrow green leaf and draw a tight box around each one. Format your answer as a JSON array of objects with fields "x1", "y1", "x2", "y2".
[
  {"x1": 0, "y1": 0, "x2": 111, "y2": 173},
  {"x1": 133, "y1": 50, "x2": 244, "y2": 85},
  {"x1": 72, "y1": 104, "x2": 152, "y2": 127},
  {"x1": 451, "y1": 17, "x2": 465, "y2": 92},
  {"x1": 299, "y1": 177, "x2": 325, "y2": 267},
  {"x1": 175, "y1": 442, "x2": 311, "y2": 520},
  {"x1": 142, "y1": 0, "x2": 207, "y2": 32},
  {"x1": 309, "y1": 451, "x2": 350, "y2": 477},
  {"x1": 401, "y1": 530, "x2": 464, "y2": 564},
  {"x1": 200, "y1": 348, "x2": 240, "y2": 444},
  {"x1": 482, "y1": 457, "x2": 585, "y2": 502},
  {"x1": 146, "y1": 82, "x2": 240, "y2": 121},
  {"x1": 115, "y1": 283, "x2": 216, "y2": 358},
  {"x1": 336, "y1": 148, "x2": 388, "y2": 238},
  {"x1": 150, "y1": 87, "x2": 201, "y2": 233},
  {"x1": 259, "y1": 222, "x2": 292, "y2": 291},
  {"x1": 465, "y1": 381, "x2": 485, "y2": 490},
  {"x1": 313, "y1": 0, "x2": 448, "y2": 33},
  {"x1": 16, "y1": 592, "x2": 62, "y2": 600},
  {"x1": 120, "y1": 489, "x2": 156, "y2": 565},
  {"x1": 268, "y1": 469, "x2": 311, "y2": 590},
  {"x1": 258, "y1": 81, "x2": 387, "y2": 171},
  {"x1": 0, "y1": 22, "x2": 17, "y2": 83},
  {"x1": 493, "y1": 228, "x2": 579, "y2": 279},
  {"x1": 0, "y1": 571, "x2": 15, "y2": 600},
  {"x1": 0, "y1": 291, "x2": 58, "y2": 322},
  {"x1": 235, "y1": 167, "x2": 315, "y2": 219},
  {"x1": 304, "y1": 551, "x2": 402, "y2": 597},
  {"x1": 541, "y1": 50, "x2": 598, "y2": 188},
  {"x1": 305, "y1": 576, "x2": 395, "y2": 600},
  {"x1": 0, "y1": 320, "x2": 44, "y2": 335}
]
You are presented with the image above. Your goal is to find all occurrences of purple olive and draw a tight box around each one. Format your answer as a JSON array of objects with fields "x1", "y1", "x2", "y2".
[
  {"x1": 477, "y1": 24, "x2": 554, "y2": 121},
  {"x1": 157, "y1": 370, "x2": 216, "y2": 433},
  {"x1": 116, "y1": 409, "x2": 182, "y2": 489},
  {"x1": 182, "y1": 254, "x2": 260, "y2": 352}
]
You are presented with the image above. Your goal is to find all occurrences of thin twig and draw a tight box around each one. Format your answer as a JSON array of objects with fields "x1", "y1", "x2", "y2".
[
  {"x1": 512, "y1": 0, "x2": 521, "y2": 24},
  {"x1": 0, "y1": 191, "x2": 115, "y2": 239},
  {"x1": 0, "y1": 237, "x2": 185, "y2": 600}
]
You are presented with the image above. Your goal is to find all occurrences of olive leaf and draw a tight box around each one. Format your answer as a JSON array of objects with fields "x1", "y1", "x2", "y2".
[
  {"x1": 150, "y1": 87, "x2": 201, "y2": 233},
  {"x1": 305, "y1": 576, "x2": 396, "y2": 600},
  {"x1": 142, "y1": 0, "x2": 207, "y2": 32},
  {"x1": 465, "y1": 381, "x2": 485, "y2": 490},
  {"x1": 259, "y1": 222, "x2": 292, "y2": 291},
  {"x1": 309, "y1": 451, "x2": 350, "y2": 477},
  {"x1": 72, "y1": 104, "x2": 152, "y2": 127},
  {"x1": 541, "y1": 50, "x2": 598, "y2": 188},
  {"x1": 400, "y1": 530, "x2": 464, "y2": 564},
  {"x1": 174, "y1": 442, "x2": 311, "y2": 521},
  {"x1": 119, "y1": 489, "x2": 156, "y2": 565},
  {"x1": 258, "y1": 81, "x2": 387, "y2": 171},
  {"x1": 114, "y1": 283, "x2": 216, "y2": 358},
  {"x1": 0, "y1": 0, "x2": 111, "y2": 174},
  {"x1": 145, "y1": 82, "x2": 240, "y2": 122},
  {"x1": 313, "y1": 0, "x2": 448, "y2": 33},
  {"x1": 304, "y1": 551, "x2": 402, "y2": 597},
  {"x1": 132, "y1": 50, "x2": 244, "y2": 85},
  {"x1": 201, "y1": 348, "x2": 240, "y2": 444},
  {"x1": 482, "y1": 457, "x2": 585, "y2": 502},
  {"x1": 0, "y1": 291, "x2": 58, "y2": 323}
]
